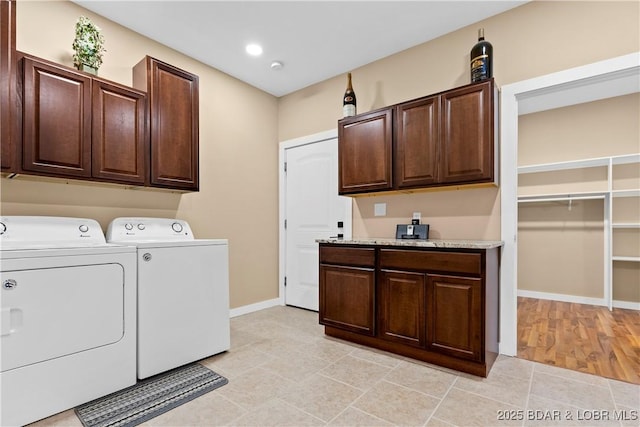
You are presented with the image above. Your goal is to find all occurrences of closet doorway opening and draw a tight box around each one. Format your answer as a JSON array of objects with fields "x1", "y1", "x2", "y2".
[{"x1": 499, "y1": 53, "x2": 640, "y2": 385}]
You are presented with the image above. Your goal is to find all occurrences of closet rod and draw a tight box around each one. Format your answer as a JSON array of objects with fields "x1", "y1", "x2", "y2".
[{"x1": 518, "y1": 195, "x2": 606, "y2": 203}]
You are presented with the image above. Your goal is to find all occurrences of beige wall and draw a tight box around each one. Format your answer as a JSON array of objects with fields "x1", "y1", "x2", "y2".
[
  {"x1": 518, "y1": 94, "x2": 640, "y2": 166},
  {"x1": 2, "y1": 0, "x2": 280, "y2": 309},
  {"x1": 278, "y1": 0, "x2": 639, "y2": 242},
  {"x1": 518, "y1": 200, "x2": 605, "y2": 298},
  {"x1": 3, "y1": 1, "x2": 639, "y2": 309}
]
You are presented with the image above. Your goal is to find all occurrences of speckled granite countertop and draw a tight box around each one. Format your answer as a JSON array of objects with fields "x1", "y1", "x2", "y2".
[{"x1": 316, "y1": 238, "x2": 503, "y2": 249}]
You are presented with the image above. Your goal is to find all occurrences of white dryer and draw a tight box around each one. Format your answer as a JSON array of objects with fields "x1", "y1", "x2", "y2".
[
  {"x1": 0, "y1": 216, "x2": 137, "y2": 427},
  {"x1": 106, "y1": 217, "x2": 230, "y2": 379}
]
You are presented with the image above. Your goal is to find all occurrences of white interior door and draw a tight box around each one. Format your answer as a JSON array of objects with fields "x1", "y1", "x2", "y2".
[{"x1": 284, "y1": 137, "x2": 351, "y2": 311}]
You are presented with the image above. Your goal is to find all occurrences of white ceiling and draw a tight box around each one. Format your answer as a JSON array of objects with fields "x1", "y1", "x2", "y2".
[{"x1": 73, "y1": 1, "x2": 527, "y2": 97}]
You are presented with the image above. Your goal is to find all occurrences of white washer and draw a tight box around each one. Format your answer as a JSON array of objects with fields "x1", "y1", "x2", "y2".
[
  {"x1": 0, "y1": 216, "x2": 137, "y2": 427},
  {"x1": 106, "y1": 217, "x2": 230, "y2": 379}
]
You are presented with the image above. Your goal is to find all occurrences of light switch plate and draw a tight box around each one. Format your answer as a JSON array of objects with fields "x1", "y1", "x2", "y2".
[{"x1": 374, "y1": 203, "x2": 386, "y2": 217}]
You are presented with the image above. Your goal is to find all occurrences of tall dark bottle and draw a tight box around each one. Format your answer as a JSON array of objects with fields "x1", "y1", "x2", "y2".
[
  {"x1": 343, "y1": 72, "x2": 356, "y2": 117},
  {"x1": 470, "y1": 28, "x2": 493, "y2": 82}
]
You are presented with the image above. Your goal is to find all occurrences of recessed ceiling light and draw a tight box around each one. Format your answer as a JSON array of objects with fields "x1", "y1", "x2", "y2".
[
  {"x1": 245, "y1": 43, "x2": 263, "y2": 56},
  {"x1": 270, "y1": 61, "x2": 283, "y2": 70}
]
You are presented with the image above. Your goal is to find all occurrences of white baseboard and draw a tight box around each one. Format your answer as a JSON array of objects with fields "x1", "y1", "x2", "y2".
[
  {"x1": 517, "y1": 289, "x2": 605, "y2": 306},
  {"x1": 612, "y1": 300, "x2": 640, "y2": 310},
  {"x1": 517, "y1": 289, "x2": 639, "y2": 311},
  {"x1": 229, "y1": 298, "x2": 282, "y2": 318}
]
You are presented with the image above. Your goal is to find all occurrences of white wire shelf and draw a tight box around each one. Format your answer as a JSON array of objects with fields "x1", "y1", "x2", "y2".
[
  {"x1": 612, "y1": 223, "x2": 640, "y2": 229},
  {"x1": 612, "y1": 189, "x2": 640, "y2": 198},
  {"x1": 517, "y1": 192, "x2": 607, "y2": 203},
  {"x1": 518, "y1": 153, "x2": 640, "y2": 174},
  {"x1": 612, "y1": 256, "x2": 640, "y2": 262}
]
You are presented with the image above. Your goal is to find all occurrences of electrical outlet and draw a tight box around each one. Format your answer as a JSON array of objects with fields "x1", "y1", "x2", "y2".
[
  {"x1": 374, "y1": 203, "x2": 387, "y2": 217},
  {"x1": 412, "y1": 212, "x2": 421, "y2": 224}
]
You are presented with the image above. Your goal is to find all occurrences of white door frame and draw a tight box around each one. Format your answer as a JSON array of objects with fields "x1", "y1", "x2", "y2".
[
  {"x1": 499, "y1": 52, "x2": 639, "y2": 356},
  {"x1": 278, "y1": 129, "x2": 352, "y2": 306}
]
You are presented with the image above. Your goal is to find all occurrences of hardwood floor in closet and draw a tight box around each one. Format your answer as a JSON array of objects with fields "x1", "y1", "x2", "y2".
[{"x1": 517, "y1": 297, "x2": 640, "y2": 384}]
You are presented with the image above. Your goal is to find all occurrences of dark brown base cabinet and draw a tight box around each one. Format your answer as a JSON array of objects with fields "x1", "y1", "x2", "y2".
[
  {"x1": 320, "y1": 265, "x2": 376, "y2": 336},
  {"x1": 379, "y1": 270, "x2": 426, "y2": 348},
  {"x1": 319, "y1": 246, "x2": 376, "y2": 335},
  {"x1": 428, "y1": 274, "x2": 482, "y2": 361},
  {"x1": 319, "y1": 243, "x2": 500, "y2": 377}
]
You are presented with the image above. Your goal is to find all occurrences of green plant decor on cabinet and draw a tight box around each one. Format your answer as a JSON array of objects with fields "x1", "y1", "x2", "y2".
[{"x1": 72, "y1": 16, "x2": 106, "y2": 74}]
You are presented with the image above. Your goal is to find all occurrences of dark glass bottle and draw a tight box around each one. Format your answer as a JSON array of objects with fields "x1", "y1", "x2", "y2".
[
  {"x1": 470, "y1": 28, "x2": 493, "y2": 82},
  {"x1": 343, "y1": 72, "x2": 356, "y2": 117}
]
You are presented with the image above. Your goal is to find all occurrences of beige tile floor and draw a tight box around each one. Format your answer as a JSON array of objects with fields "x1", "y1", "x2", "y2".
[{"x1": 31, "y1": 305, "x2": 639, "y2": 427}]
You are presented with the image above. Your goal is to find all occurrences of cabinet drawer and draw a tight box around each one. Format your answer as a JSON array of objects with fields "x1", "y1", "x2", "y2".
[
  {"x1": 320, "y1": 246, "x2": 375, "y2": 267},
  {"x1": 379, "y1": 249, "x2": 481, "y2": 275}
]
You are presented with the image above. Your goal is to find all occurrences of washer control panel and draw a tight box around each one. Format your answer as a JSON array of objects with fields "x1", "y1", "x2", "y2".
[{"x1": 106, "y1": 217, "x2": 194, "y2": 242}]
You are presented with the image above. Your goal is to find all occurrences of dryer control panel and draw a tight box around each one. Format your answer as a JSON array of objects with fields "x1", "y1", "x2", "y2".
[
  {"x1": 106, "y1": 217, "x2": 194, "y2": 241},
  {"x1": 0, "y1": 216, "x2": 105, "y2": 249}
]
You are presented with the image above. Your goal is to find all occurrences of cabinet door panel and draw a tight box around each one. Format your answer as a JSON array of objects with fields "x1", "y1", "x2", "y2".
[
  {"x1": 92, "y1": 79, "x2": 146, "y2": 184},
  {"x1": 338, "y1": 108, "x2": 393, "y2": 194},
  {"x1": 22, "y1": 57, "x2": 91, "y2": 177},
  {"x1": 1, "y1": 0, "x2": 15, "y2": 172},
  {"x1": 379, "y1": 270, "x2": 426, "y2": 348},
  {"x1": 395, "y1": 96, "x2": 439, "y2": 188},
  {"x1": 146, "y1": 58, "x2": 199, "y2": 190},
  {"x1": 428, "y1": 274, "x2": 482, "y2": 361},
  {"x1": 440, "y1": 80, "x2": 493, "y2": 184},
  {"x1": 319, "y1": 264, "x2": 375, "y2": 335}
]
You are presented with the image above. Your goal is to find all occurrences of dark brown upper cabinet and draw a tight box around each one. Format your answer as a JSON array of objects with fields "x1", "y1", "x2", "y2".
[
  {"x1": 21, "y1": 55, "x2": 93, "y2": 178},
  {"x1": 133, "y1": 56, "x2": 199, "y2": 191},
  {"x1": 394, "y1": 95, "x2": 439, "y2": 188},
  {"x1": 1, "y1": 0, "x2": 16, "y2": 172},
  {"x1": 20, "y1": 54, "x2": 147, "y2": 184},
  {"x1": 338, "y1": 79, "x2": 496, "y2": 195},
  {"x1": 338, "y1": 108, "x2": 393, "y2": 194},
  {"x1": 92, "y1": 79, "x2": 147, "y2": 184},
  {"x1": 439, "y1": 81, "x2": 493, "y2": 185}
]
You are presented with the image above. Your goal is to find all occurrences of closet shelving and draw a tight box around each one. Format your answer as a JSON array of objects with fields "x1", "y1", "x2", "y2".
[{"x1": 517, "y1": 153, "x2": 640, "y2": 310}]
